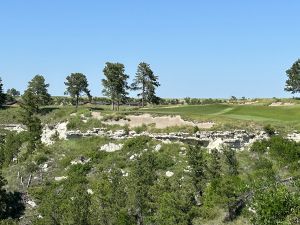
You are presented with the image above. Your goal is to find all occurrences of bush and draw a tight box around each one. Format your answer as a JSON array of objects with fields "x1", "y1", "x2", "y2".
[
  {"x1": 67, "y1": 116, "x2": 82, "y2": 130},
  {"x1": 134, "y1": 124, "x2": 148, "y2": 134},
  {"x1": 251, "y1": 185, "x2": 297, "y2": 225},
  {"x1": 26, "y1": 162, "x2": 38, "y2": 173},
  {"x1": 268, "y1": 136, "x2": 300, "y2": 165},
  {"x1": 250, "y1": 139, "x2": 269, "y2": 154},
  {"x1": 122, "y1": 136, "x2": 152, "y2": 153},
  {"x1": 263, "y1": 124, "x2": 275, "y2": 136},
  {"x1": 34, "y1": 153, "x2": 48, "y2": 165}
]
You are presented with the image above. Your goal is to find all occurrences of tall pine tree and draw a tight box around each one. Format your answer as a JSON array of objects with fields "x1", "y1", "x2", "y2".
[
  {"x1": 102, "y1": 62, "x2": 129, "y2": 111},
  {"x1": 131, "y1": 62, "x2": 160, "y2": 107}
]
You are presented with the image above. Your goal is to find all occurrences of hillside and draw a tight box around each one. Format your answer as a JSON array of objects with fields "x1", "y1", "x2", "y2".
[{"x1": 0, "y1": 102, "x2": 299, "y2": 224}]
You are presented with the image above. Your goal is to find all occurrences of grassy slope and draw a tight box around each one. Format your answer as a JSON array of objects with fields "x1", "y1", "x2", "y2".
[
  {"x1": 1, "y1": 102, "x2": 300, "y2": 132},
  {"x1": 139, "y1": 104, "x2": 300, "y2": 131}
]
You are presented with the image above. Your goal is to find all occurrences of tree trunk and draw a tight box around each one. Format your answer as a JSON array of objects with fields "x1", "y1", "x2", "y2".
[
  {"x1": 142, "y1": 83, "x2": 145, "y2": 107},
  {"x1": 112, "y1": 101, "x2": 114, "y2": 111},
  {"x1": 117, "y1": 101, "x2": 120, "y2": 111},
  {"x1": 76, "y1": 95, "x2": 79, "y2": 108}
]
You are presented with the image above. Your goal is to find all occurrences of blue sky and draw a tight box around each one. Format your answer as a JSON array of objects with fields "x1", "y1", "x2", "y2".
[{"x1": 1, "y1": 0, "x2": 300, "y2": 98}]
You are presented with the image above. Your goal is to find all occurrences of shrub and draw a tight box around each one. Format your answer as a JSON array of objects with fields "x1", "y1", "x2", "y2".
[
  {"x1": 122, "y1": 136, "x2": 152, "y2": 153},
  {"x1": 250, "y1": 139, "x2": 269, "y2": 154},
  {"x1": 134, "y1": 124, "x2": 148, "y2": 134},
  {"x1": 34, "y1": 153, "x2": 48, "y2": 165},
  {"x1": 67, "y1": 116, "x2": 82, "y2": 130},
  {"x1": 26, "y1": 162, "x2": 38, "y2": 173},
  {"x1": 263, "y1": 124, "x2": 275, "y2": 136}
]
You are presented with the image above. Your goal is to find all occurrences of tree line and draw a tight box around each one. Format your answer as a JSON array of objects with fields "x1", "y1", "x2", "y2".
[{"x1": 0, "y1": 61, "x2": 160, "y2": 110}]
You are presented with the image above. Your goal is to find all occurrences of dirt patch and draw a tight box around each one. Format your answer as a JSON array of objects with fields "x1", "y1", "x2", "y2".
[
  {"x1": 269, "y1": 102, "x2": 295, "y2": 107},
  {"x1": 102, "y1": 114, "x2": 214, "y2": 129},
  {"x1": 91, "y1": 111, "x2": 103, "y2": 120}
]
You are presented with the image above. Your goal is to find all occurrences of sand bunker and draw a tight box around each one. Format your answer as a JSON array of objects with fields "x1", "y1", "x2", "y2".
[
  {"x1": 91, "y1": 111, "x2": 103, "y2": 120},
  {"x1": 269, "y1": 102, "x2": 295, "y2": 107},
  {"x1": 103, "y1": 114, "x2": 214, "y2": 129}
]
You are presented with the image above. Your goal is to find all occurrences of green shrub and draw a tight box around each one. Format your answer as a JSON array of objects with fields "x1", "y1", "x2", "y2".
[
  {"x1": 122, "y1": 136, "x2": 152, "y2": 153},
  {"x1": 26, "y1": 162, "x2": 38, "y2": 173},
  {"x1": 250, "y1": 139, "x2": 269, "y2": 154},
  {"x1": 68, "y1": 164, "x2": 91, "y2": 177},
  {"x1": 34, "y1": 153, "x2": 48, "y2": 165},
  {"x1": 67, "y1": 116, "x2": 82, "y2": 130},
  {"x1": 263, "y1": 124, "x2": 275, "y2": 136},
  {"x1": 123, "y1": 124, "x2": 130, "y2": 135},
  {"x1": 268, "y1": 136, "x2": 300, "y2": 165},
  {"x1": 134, "y1": 124, "x2": 147, "y2": 134},
  {"x1": 251, "y1": 185, "x2": 297, "y2": 225},
  {"x1": 193, "y1": 125, "x2": 199, "y2": 133}
]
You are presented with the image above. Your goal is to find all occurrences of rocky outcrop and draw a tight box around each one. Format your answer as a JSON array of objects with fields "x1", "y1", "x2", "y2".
[
  {"x1": 0, "y1": 124, "x2": 26, "y2": 133},
  {"x1": 65, "y1": 128, "x2": 269, "y2": 150},
  {"x1": 41, "y1": 122, "x2": 68, "y2": 145}
]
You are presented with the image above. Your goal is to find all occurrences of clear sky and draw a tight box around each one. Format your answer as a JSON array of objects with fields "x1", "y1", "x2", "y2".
[{"x1": 1, "y1": 0, "x2": 300, "y2": 98}]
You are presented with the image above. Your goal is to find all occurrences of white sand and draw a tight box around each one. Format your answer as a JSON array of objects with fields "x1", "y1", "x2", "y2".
[{"x1": 103, "y1": 114, "x2": 214, "y2": 129}]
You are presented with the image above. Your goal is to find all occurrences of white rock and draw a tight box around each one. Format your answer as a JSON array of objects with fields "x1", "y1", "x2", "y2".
[
  {"x1": 87, "y1": 189, "x2": 94, "y2": 195},
  {"x1": 41, "y1": 122, "x2": 68, "y2": 145},
  {"x1": 154, "y1": 144, "x2": 162, "y2": 152},
  {"x1": 27, "y1": 200, "x2": 37, "y2": 208},
  {"x1": 3, "y1": 124, "x2": 26, "y2": 133},
  {"x1": 100, "y1": 143, "x2": 123, "y2": 152},
  {"x1": 161, "y1": 139, "x2": 172, "y2": 144},
  {"x1": 165, "y1": 171, "x2": 174, "y2": 177},
  {"x1": 42, "y1": 163, "x2": 48, "y2": 172},
  {"x1": 71, "y1": 157, "x2": 91, "y2": 165},
  {"x1": 129, "y1": 154, "x2": 137, "y2": 160},
  {"x1": 207, "y1": 138, "x2": 224, "y2": 151},
  {"x1": 55, "y1": 176, "x2": 68, "y2": 181}
]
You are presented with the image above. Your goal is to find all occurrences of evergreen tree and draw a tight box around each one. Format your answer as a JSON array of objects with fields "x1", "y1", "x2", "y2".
[
  {"x1": 210, "y1": 149, "x2": 221, "y2": 179},
  {"x1": 27, "y1": 75, "x2": 51, "y2": 106},
  {"x1": 102, "y1": 62, "x2": 129, "y2": 111},
  {"x1": 21, "y1": 88, "x2": 42, "y2": 153},
  {"x1": 35, "y1": 165, "x2": 91, "y2": 225},
  {"x1": 131, "y1": 62, "x2": 160, "y2": 107},
  {"x1": 223, "y1": 147, "x2": 239, "y2": 176},
  {"x1": 187, "y1": 145, "x2": 207, "y2": 197},
  {"x1": 285, "y1": 59, "x2": 300, "y2": 94},
  {"x1": 65, "y1": 73, "x2": 91, "y2": 108},
  {"x1": 209, "y1": 149, "x2": 222, "y2": 190},
  {"x1": 6, "y1": 88, "x2": 20, "y2": 97},
  {"x1": 90, "y1": 168, "x2": 132, "y2": 225},
  {"x1": 129, "y1": 152, "x2": 158, "y2": 225},
  {"x1": 0, "y1": 78, "x2": 6, "y2": 107},
  {"x1": 0, "y1": 173, "x2": 7, "y2": 219}
]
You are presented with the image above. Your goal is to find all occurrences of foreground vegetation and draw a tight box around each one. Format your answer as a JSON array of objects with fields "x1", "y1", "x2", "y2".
[{"x1": 0, "y1": 129, "x2": 300, "y2": 224}]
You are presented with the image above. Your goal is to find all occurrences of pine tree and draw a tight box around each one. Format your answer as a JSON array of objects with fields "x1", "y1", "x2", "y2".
[
  {"x1": 21, "y1": 88, "x2": 42, "y2": 153},
  {"x1": 129, "y1": 152, "x2": 158, "y2": 225},
  {"x1": 131, "y1": 62, "x2": 160, "y2": 107},
  {"x1": 65, "y1": 73, "x2": 91, "y2": 108},
  {"x1": 223, "y1": 147, "x2": 239, "y2": 176},
  {"x1": 27, "y1": 75, "x2": 51, "y2": 106},
  {"x1": 0, "y1": 78, "x2": 6, "y2": 107},
  {"x1": 187, "y1": 145, "x2": 207, "y2": 197},
  {"x1": 285, "y1": 59, "x2": 300, "y2": 94},
  {"x1": 102, "y1": 62, "x2": 129, "y2": 111}
]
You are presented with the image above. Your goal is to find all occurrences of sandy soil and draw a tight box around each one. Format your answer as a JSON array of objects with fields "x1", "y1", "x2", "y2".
[
  {"x1": 91, "y1": 111, "x2": 103, "y2": 120},
  {"x1": 269, "y1": 102, "x2": 295, "y2": 107},
  {"x1": 103, "y1": 114, "x2": 214, "y2": 129}
]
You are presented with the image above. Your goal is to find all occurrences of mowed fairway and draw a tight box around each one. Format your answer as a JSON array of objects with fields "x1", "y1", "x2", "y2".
[{"x1": 139, "y1": 104, "x2": 300, "y2": 130}]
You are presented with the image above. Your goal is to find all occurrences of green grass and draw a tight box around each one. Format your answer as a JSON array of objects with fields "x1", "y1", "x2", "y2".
[
  {"x1": 2, "y1": 101, "x2": 300, "y2": 132},
  {"x1": 139, "y1": 104, "x2": 300, "y2": 131}
]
